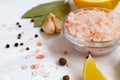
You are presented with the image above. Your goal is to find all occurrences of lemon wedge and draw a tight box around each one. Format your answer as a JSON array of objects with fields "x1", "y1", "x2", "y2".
[
  {"x1": 73, "y1": 0, "x2": 119, "y2": 10},
  {"x1": 83, "y1": 55, "x2": 107, "y2": 80}
]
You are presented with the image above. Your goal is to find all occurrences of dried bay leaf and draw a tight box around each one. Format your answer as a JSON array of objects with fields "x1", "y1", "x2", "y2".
[
  {"x1": 22, "y1": 1, "x2": 71, "y2": 27},
  {"x1": 33, "y1": 3, "x2": 71, "y2": 27},
  {"x1": 33, "y1": 15, "x2": 47, "y2": 27},
  {"x1": 22, "y1": 1, "x2": 64, "y2": 18},
  {"x1": 51, "y1": 2, "x2": 71, "y2": 20}
]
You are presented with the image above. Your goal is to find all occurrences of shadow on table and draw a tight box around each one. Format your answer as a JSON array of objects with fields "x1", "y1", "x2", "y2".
[
  {"x1": 40, "y1": 31, "x2": 120, "y2": 80},
  {"x1": 41, "y1": 32, "x2": 84, "y2": 80},
  {"x1": 114, "y1": 61, "x2": 120, "y2": 80}
]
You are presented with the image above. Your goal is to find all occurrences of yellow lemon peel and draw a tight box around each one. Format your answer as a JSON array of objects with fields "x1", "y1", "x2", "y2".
[
  {"x1": 83, "y1": 55, "x2": 107, "y2": 80},
  {"x1": 73, "y1": 0, "x2": 119, "y2": 10}
]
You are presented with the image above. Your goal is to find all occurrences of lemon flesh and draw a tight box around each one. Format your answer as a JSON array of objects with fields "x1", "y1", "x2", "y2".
[
  {"x1": 83, "y1": 55, "x2": 107, "y2": 80},
  {"x1": 73, "y1": 0, "x2": 119, "y2": 10}
]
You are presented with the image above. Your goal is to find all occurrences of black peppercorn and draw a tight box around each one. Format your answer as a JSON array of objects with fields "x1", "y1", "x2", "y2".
[
  {"x1": 34, "y1": 34, "x2": 38, "y2": 38},
  {"x1": 18, "y1": 34, "x2": 21, "y2": 36},
  {"x1": 31, "y1": 19, "x2": 34, "y2": 22},
  {"x1": 40, "y1": 28, "x2": 44, "y2": 32},
  {"x1": 18, "y1": 25, "x2": 21, "y2": 28},
  {"x1": 18, "y1": 36, "x2": 21, "y2": 39},
  {"x1": 14, "y1": 43, "x2": 19, "y2": 47},
  {"x1": 16, "y1": 22, "x2": 19, "y2": 25},
  {"x1": 17, "y1": 34, "x2": 21, "y2": 39},
  {"x1": 63, "y1": 75, "x2": 70, "y2": 80},
  {"x1": 59, "y1": 57, "x2": 67, "y2": 66},
  {"x1": 26, "y1": 47, "x2": 30, "y2": 51},
  {"x1": 86, "y1": 55, "x2": 89, "y2": 59},
  {"x1": 5, "y1": 44, "x2": 10, "y2": 48}
]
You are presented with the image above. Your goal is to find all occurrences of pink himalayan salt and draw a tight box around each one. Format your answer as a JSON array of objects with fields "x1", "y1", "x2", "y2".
[{"x1": 65, "y1": 9, "x2": 120, "y2": 41}]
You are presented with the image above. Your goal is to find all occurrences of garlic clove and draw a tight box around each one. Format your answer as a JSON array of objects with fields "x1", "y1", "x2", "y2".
[
  {"x1": 52, "y1": 16, "x2": 62, "y2": 33},
  {"x1": 42, "y1": 13, "x2": 62, "y2": 34},
  {"x1": 42, "y1": 14, "x2": 56, "y2": 34}
]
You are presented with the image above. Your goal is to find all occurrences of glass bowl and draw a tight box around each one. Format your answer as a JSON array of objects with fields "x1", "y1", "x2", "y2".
[{"x1": 62, "y1": 7, "x2": 120, "y2": 55}]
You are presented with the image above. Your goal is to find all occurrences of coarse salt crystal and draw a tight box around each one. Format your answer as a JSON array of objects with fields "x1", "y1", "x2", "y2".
[
  {"x1": 31, "y1": 63, "x2": 40, "y2": 70},
  {"x1": 36, "y1": 54, "x2": 45, "y2": 59},
  {"x1": 37, "y1": 42, "x2": 42, "y2": 46},
  {"x1": 35, "y1": 49, "x2": 40, "y2": 53}
]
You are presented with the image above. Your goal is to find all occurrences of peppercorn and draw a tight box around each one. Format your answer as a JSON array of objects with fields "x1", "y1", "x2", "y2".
[
  {"x1": 5, "y1": 44, "x2": 10, "y2": 48},
  {"x1": 18, "y1": 34, "x2": 21, "y2": 37},
  {"x1": 31, "y1": 19, "x2": 34, "y2": 22},
  {"x1": 20, "y1": 43, "x2": 24, "y2": 46},
  {"x1": 34, "y1": 34, "x2": 38, "y2": 38},
  {"x1": 16, "y1": 22, "x2": 19, "y2": 25},
  {"x1": 59, "y1": 57, "x2": 67, "y2": 66},
  {"x1": 86, "y1": 55, "x2": 89, "y2": 59},
  {"x1": 26, "y1": 47, "x2": 30, "y2": 51},
  {"x1": 17, "y1": 34, "x2": 21, "y2": 39},
  {"x1": 18, "y1": 36, "x2": 21, "y2": 39},
  {"x1": 18, "y1": 25, "x2": 21, "y2": 28},
  {"x1": 40, "y1": 28, "x2": 44, "y2": 32},
  {"x1": 14, "y1": 43, "x2": 19, "y2": 47},
  {"x1": 63, "y1": 75, "x2": 70, "y2": 80}
]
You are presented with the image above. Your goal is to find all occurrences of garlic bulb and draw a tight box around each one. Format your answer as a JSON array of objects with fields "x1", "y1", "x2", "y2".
[{"x1": 42, "y1": 13, "x2": 56, "y2": 34}]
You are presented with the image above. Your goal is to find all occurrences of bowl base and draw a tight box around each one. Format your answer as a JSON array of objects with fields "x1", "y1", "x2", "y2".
[{"x1": 74, "y1": 46, "x2": 116, "y2": 56}]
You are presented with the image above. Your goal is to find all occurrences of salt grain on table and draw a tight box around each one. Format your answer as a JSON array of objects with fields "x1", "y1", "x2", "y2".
[
  {"x1": 28, "y1": 37, "x2": 34, "y2": 41},
  {"x1": 21, "y1": 64, "x2": 27, "y2": 70},
  {"x1": 37, "y1": 42, "x2": 42, "y2": 46},
  {"x1": 43, "y1": 72, "x2": 50, "y2": 78},
  {"x1": 35, "y1": 49, "x2": 40, "y2": 53},
  {"x1": 25, "y1": 54, "x2": 33, "y2": 59},
  {"x1": 64, "y1": 50, "x2": 69, "y2": 55},
  {"x1": 31, "y1": 71, "x2": 38, "y2": 76},
  {"x1": 36, "y1": 54, "x2": 45, "y2": 59},
  {"x1": 19, "y1": 48, "x2": 25, "y2": 52},
  {"x1": 31, "y1": 63, "x2": 41, "y2": 70},
  {"x1": 2, "y1": 23, "x2": 7, "y2": 27}
]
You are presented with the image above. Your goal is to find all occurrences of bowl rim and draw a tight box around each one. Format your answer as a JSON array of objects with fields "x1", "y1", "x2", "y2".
[{"x1": 62, "y1": 7, "x2": 120, "y2": 48}]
